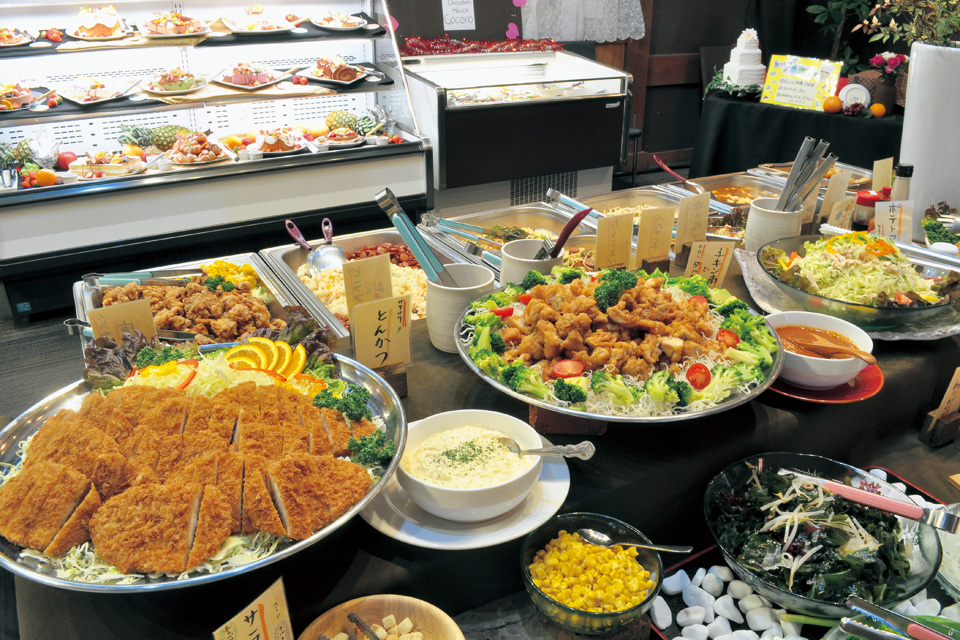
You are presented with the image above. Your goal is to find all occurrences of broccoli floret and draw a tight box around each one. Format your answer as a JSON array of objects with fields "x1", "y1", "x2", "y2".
[
  {"x1": 708, "y1": 287, "x2": 735, "y2": 306},
  {"x1": 590, "y1": 369, "x2": 636, "y2": 406},
  {"x1": 501, "y1": 282, "x2": 526, "y2": 300},
  {"x1": 501, "y1": 362, "x2": 551, "y2": 400},
  {"x1": 521, "y1": 270, "x2": 549, "y2": 289},
  {"x1": 312, "y1": 384, "x2": 372, "y2": 421},
  {"x1": 723, "y1": 346, "x2": 763, "y2": 367},
  {"x1": 747, "y1": 326, "x2": 779, "y2": 355},
  {"x1": 729, "y1": 362, "x2": 765, "y2": 383},
  {"x1": 674, "y1": 380, "x2": 696, "y2": 407},
  {"x1": 666, "y1": 274, "x2": 710, "y2": 298},
  {"x1": 644, "y1": 370, "x2": 680, "y2": 404},
  {"x1": 716, "y1": 298, "x2": 750, "y2": 317},
  {"x1": 738, "y1": 342, "x2": 773, "y2": 367},
  {"x1": 481, "y1": 286, "x2": 524, "y2": 308},
  {"x1": 551, "y1": 265, "x2": 585, "y2": 285},
  {"x1": 463, "y1": 311, "x2": 504, "y2": 330},
  {"x1": 599, "y1": 269, "x2": 639, "y2": 290},
  {"x1": 720, "y1": 308, "x2": 766, "y2": 339},
  {"x1": 554, "y1": 378, "x2": 588, "y2": 403},
  {"x1": 469, "y1": 348, "x2": 507, "y2": 377},
  {"x1": 690, "y1": 366, "x2": 741, "y2": 403},
  {"x1": 203, "y1": 275, "x2": 235, "y2": 292},
  {"x1": 593, "y1": 281, "x2": 626, "y2": 312},
  {"x1": 471, "y1": 325, "x2": 506, "y2": 355}
]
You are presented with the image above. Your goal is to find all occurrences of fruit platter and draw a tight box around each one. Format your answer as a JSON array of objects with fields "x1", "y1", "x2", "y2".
[
  {"x1": 142, "y1": 68, "x2": 207, "y2": 95},
  {"x1": 311, "y1": 12, "x2": 367, "y2": 30},
  {"x1": 212, "y1": 63, "x2": 285, "y2": 90},
  {"x1": 0, "y1": 27, "x2": 33, "y2": 47},
  {"x1": 222, "y1": 4, "x2": 296, "y2": 33},
  {"x1": 139, "y1": 11, "x2": 208, "y2": 38},
  {"x1": 456, "y1": 267, "x2": 783, "y2": 422}
]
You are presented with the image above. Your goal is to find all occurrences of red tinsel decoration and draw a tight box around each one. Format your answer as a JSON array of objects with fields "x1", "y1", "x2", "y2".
[{"x1": 400, "y1": 34, "x2": 565, "y2": 57}]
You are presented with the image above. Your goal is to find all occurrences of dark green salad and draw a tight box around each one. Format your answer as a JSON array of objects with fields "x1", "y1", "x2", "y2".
[{"x1": 710, "y1": 468, "x2": 911, "y2": 603}]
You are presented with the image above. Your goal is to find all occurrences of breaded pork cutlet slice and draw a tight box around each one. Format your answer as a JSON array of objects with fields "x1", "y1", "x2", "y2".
[
  {"x1": 313, "y1": 456, "x2": 371, "y2": 520},
  {"x1": 207, "y1": 390, "x2": 240, "y2": 443},
  {"x1": 236, "y1": 421, "x2": 283, "y2": 460},
  {"x1": 257, "y1": 385, "x2": 280, "y2": 423},
  {"x1": 240, "y1": 455, "x2": 285, "y2": 536},
  {"x1": 165, "y1": 450, "x2": 219, "y2": 486},
  {"x1": 45, "y1": 485, "x2": 102, "y2": 557},
  {"x1": 235, "y1": 382, "x2": 260, "y2": 423},
  {"x1": 130, "y1": 387, "x2": 160, "y2": 427},
  {"x1": 90, "y1": 481, "x2": 204, "y2": 574},
  {"x1": 319, "y1": 408, "x2": 352, "y2": 457},
  {"x1": 300, "y1": 405, "x2": 333, "y2": 457},
  {"x1": 217, "y1": 451, "x2": 243, "y2": 534},
  {"x1": 186, "y1": 485, "x2": 232, "y2": 570},
  {"x1": 183, "y1": 395, "x2": 214, "y2": 435},
  {"x1": 280, "y1": 421, "x2": 309, "y2": 456},
  {"x1": 124, "y1": 428, "x2": 162, "y2": 470},
  {"x1": 137, "y1": 391, "x2": 190, "y2": 436},
  {"x1": 114, "y1": 457, "x2": 159, "y2": 494},
  {"x1": 277, "y1": 387, "x2": 302, "y2": 424},
  {"x1": 0, "y1": 461, "x2": 95, "y2": 555},
  {"x1": 265, "y1": 453, "x2": 332, "y2": 539},
  {"x1": 156, "y1": 432, "x2": 230, "y2": 482},
  {"x1": 109, "y1": 386, "x2": 147, "y2": 425}
]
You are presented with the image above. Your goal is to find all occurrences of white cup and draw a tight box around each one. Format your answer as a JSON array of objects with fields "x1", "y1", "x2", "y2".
[
  {"x1": 743, "y1": 197, "x2": 803, "y2": 253},
  {"x1": 426, "y1": 263, "x2": 496, "y2": 353},
  {"x1": 499, "y1": 238, "x2": 565, "y2": 286}
]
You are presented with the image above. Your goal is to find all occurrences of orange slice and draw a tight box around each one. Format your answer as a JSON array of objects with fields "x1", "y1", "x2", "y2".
[
  {"x1": 225, "y1": 344, "x2": 265, "y2": 368},
  {"x1": 248, "y1": 337, "x2": 278, "y2": 370},
  {"x1": 273, "y1": 341, "x2": 292, "y2": 374},
  {"x1": 279, "y1": 343, "x2": 306, "y2": 378}
]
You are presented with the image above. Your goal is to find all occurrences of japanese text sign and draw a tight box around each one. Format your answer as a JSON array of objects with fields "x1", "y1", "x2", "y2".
[
  {"x1": 595, "y1": 212, "x2": 634, "y2": 269},
  {"x1": 873, "y1": 157, "x2": 894, "y2": 192},
  {"x1": 874, "y1": 201, "x2": 913, "y2": 242},
  {"x1": 634, "y1": 207, "x2": 675, "y2": 268},
  {"x1": 935, "y1": 367, "x2": 960, "y2": 420},
  {"x1": 675, "y1": 192, "x2": 710, "y2": 250},
  {"x1": 87, "y1": 299, "x2": 157, "y2": 342},
  {"x1": 213, "y1": 578, "x2": 291, "y2": 640},
  {"x1": 353, "y1": 295, "x2": 412, "y2": 369},
  {"x1": 683, "y1": 242, "x2": 734, "y2": 287},
  {"x1": 760, "y1": 55, "x2": 841, "y2": 110},
  {"x1": 819, "y1": 171, "x2": 852, "y2": 223},
  {"x1": 342, "y1": 253, "x2": 391, "y2": 316},
  {"x1": 827, "y1": 197, "x2": 857, "y2": 229}
]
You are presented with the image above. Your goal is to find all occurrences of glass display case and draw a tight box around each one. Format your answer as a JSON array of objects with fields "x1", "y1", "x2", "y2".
[
  {"x1": 403, "y1": 50, "x2": 630, "y2": 191},
  {"x1": 0, "y1": 0, "x2": 430, "y2": 321}
]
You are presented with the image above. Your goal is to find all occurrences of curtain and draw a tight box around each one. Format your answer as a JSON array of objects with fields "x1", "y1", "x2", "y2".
[{"x1": 521, "y1": 0, "x2": 645, "y2": 43}]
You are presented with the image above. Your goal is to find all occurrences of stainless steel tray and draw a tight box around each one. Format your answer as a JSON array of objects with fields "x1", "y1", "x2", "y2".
[
  {"x1": 752, "y1": 161, "x2": 873, "y2": 192},
  {"x1": 578, "y1": 188, "x2": 682, "y2": 225},
  {"x1": 72, "y1": 252, "x2": 309, "y2": 353},
  {"x1": 259, "y1": 228, "x2": 465, "y2": 339},
  {"x1": 0, "y1": 355, "x2": 406, "y2": 592}
]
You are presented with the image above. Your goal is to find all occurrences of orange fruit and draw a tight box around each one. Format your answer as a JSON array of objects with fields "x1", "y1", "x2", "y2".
[
  {"x1": 35, "y1": 168, "x2": 57, "y2": 187},
  {"x1": 870, "y1": 103, "x2": 886, "y2": 118},
  {"x1": 122, "y1": 143, "x2": 143, "y2": 157},
  {"x1": 823, "y1": 96, "x2": 842, "y2": 114}
]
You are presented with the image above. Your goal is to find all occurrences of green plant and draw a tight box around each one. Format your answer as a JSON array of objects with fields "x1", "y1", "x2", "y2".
[
  {"x1": 854, "y1": 0, "x2": 960, "y2": 47},
  {"x1": 806, "y1": 0, "x2": 877, "y2": 73}
]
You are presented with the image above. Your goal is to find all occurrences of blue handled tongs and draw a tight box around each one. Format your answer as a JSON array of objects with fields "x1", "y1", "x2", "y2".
[
  {"x1": 83, "y1": 269, "x2": 203, "y2": 287},
  {"x1": 376, "y1": 188, "x2": 460, "y2": 287}
]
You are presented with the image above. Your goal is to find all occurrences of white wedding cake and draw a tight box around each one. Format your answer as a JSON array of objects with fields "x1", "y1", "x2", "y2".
[{"x1": 723, "y1": 29, "x2": 766, "y2": 87}]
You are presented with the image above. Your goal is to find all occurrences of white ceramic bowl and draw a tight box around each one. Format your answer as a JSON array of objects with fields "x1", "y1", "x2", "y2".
[
  {"x1": 396, "y1": 409, "x2": 543, "y2": 523},
  {"x1": 765, "y1": 311, "x2": 872, "y2": 390}
]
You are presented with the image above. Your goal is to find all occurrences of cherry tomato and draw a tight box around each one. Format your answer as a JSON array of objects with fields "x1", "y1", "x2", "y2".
[
  {"x1": 688, "y1": 295, "x2": 709, "y2": 307},
  {"x1": 518, "y1": 293, "x2": 532, "y2": 305},
  {"x1": 686, "y1": 363, "x2": 711, "y2": 390},
  {"x1": 552, "y1": 359, "x2": 584, "y2": 379},
  {"x1": 894, "y1": 292, "x2": 912, "y2": 305},
  {"x1": 490, "y1": 306, "x2": 514, "y2": 318},
  {"x1": 716, "y1": 328, "x2": 740, "y2": 349}
]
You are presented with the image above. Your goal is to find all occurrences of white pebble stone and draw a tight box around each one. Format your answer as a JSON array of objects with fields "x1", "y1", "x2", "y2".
[
  {"x1": 678, "y1": 607, "x2": 707, "y2": 627},
  {"x1": 910, "y1": 589, "x2": 928, "y2": 605},
  {"x1": 756, "y1": 596, "x2": 771, "y2": 607},
  {"x1": 728, "y1": 580, "x2": 754, "y2": 600},
  {"x1": 776, "y1": 610, "x2": 801, "y2": 637},
  {"x1": 715, "y1": 635, "x2": 734, "y2": 640},
  {"x1": 760, "y1": 624, "x2": 783, "y2": 639},
  {"x1": 714, "y1": 595, "x2": 744, "y2": 624},
  {"x1": 942, "y1": 603, "x2": 960, "y2": 622},
  {"x1": 733, "y1": 630, "x2": 760, "y2": 640},
  {"x1": 651, "y1": 596, "x2": 673, "y2": 630},
  {"x1": 683, "y1": 585, "x2": 716, "y2": 612},
  {"x1": 893, "y1": 601, "x2": 920, "y2": 616},
  {"x1": 664, "y1": 570, "x2": 692, "y2": 595},
  {"x1": 784, "y1": 634, "x2": 807, "y2": 640},
  {"x1": 868, "y1": 469, "x2": 888, "y2": 481},
  {"x1": 738, "y1": 594, "x2": 766, "y2": 613},
  {"x1": 709, "y1": 566, "x2": 735, "y2": 582},
  {"x1": 692, "y1": 567, "x2": 708, "y2": 587},
  {"x1": 683, "y1": 625, "x2": 710, "y2": 640},
  {"x1": 914, "y1": 598, "x2": 941, "y2": 616},
  {"x1": 746, "y1": 608, "x2": 778, "y2": 631},
  {"x1": 702, "y1": 573, "x2": 725, "y2": 597},
  {"x1": 707, "y1": 617, "x2": 732, "y2": 639}
]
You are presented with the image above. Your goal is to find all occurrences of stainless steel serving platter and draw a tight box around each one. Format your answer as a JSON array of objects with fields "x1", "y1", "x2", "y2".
[
  {"x1": 259, "y1": 228, "x2": 465, "y2": 339},
  {"x1": 72, "y1": 252, "x2": 313, "y2": 353},
  {"x1": 753, "y1": 161, "x2": 873, "y2": 193},
  {"x1": 454, "y1": 283, "x2": 784, "y2": 423},
  {"x1": 0, "y1": 355, "x2": 406, "y2": 592}
]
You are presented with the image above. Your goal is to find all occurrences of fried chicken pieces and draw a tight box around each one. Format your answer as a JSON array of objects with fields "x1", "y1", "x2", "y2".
[
  {"x1": 502, "y1": 277, "x2": 724, "y2": 381},
  {"x1": 101, "y1": 278, "x2": 285, "y2": 343},
  {"x1": 0, "y1": 383, "x2": 374, "y2": 576}
]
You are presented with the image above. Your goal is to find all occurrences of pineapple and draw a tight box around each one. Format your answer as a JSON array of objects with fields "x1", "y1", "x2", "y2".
[
  {"x1": 117, "y1": 124, "x2": 155, "y2": 149},
  {"x1": 325, "y1": 110, "x2": 357, "y2": 131},
  {"x1": 151, "y1": 124, "x2": 193, "y2": 151},
  {"x1": 353, "y1": 116, "x2": 378, "y2": 136},
  {"x1": 11, "y1": 140, "x2": 34, "y2": 165}
]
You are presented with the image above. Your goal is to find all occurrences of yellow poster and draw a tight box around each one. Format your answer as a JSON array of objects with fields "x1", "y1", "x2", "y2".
[{"x1": 760, "y1": 55, "x2": 841, "y2": 111}]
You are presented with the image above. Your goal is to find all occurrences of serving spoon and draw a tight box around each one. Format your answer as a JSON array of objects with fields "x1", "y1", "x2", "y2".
[
  {"x1": 576, "y1": 528, "x2": 693, "y2": 554},
  {"x1": 495, "y1": 437, "x2": 595, "y2": 460},
  {"x1": 783, "y1": 332, "x2": 876, "y2": 365}
]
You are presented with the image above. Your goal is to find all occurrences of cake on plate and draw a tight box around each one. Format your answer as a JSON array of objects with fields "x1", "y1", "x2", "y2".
[
  {"x1": 325, "y1": 127, "x2": 360, "y2": 144},
  {"x1": 72, "y1": 77, "x2": 114, "y2": 102},
  {"x1": 69, "y1": 151, "x2": 143, "y2": 176},
  {"x1": 315, "y1": 56, "x2": 359, "y2": 82},
  {"x1": 0, "y1": 27, "x2": 31, "y2": 46},
  {"x1": 314, "y1": 12, "x2": 365, "y2": 28},
  {"x1": 254, "y1": 127, "x2": 303, "y2": 152},
  {"x1": 1, "y1": 83, "x2": 33, "y2": 108},
  {"x1": 723, "y1": 29, "x2": 766, "y2": 87},
  {"x1": 148, "y1": 68, "x2": 202, "y2": 92},
  {"x1": 143, "y1": 11, "x2": 204, "y2": 35},
  {"x1": 75, "y1": 6, "x2": 123, "y2": 38},
  {"x1": 222, "y1": 63, "x2": 275, "y2": 86}
]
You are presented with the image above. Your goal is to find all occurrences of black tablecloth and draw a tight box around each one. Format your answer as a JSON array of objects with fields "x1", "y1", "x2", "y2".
[
  {"x1": 10, "y1": 299, "x2": 960, "y2": 639},
  {"x1": 690, "y1": 92, "x2": 904, "y2": 178}
]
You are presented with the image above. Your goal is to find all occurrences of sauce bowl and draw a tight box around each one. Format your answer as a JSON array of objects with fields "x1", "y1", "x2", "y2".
[
  {"x1": 765, "y1": 310, "x2": 872, "y2": 389},
  {"x1": 396, "y1": 409, "x2": 543, "y2": 522}
]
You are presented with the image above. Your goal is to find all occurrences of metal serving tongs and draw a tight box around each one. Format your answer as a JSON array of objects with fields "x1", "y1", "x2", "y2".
[
  {"x1": 82, "y1": 269, "x2": 203, "y2": 287},
  {"x1": 64, "y1": 318, "x2": 199, "y2": 341},
  {"x1": 781, "y1": 469, "x2": 960, "y2": 533},
  {"x1": 376, "y1": 188, "x2": 461, "y2": 287},
  {"x1": 420, "y1": 214, "x2": 503, "y2": 249},
  {"x1": 546, "y1": 188, "x2": 601, "y2": 220},
  {"x1": 846, "y1": 596, "x2": 956, "y2": 640},
  {"x1": 464, "y1": 240, "x2": 502, "y2": 267}
]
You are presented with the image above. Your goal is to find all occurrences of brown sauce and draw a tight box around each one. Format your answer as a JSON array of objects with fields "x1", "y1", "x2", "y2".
[{"x1": 775, "y1": 325, "x2": 857, "y2": 359}]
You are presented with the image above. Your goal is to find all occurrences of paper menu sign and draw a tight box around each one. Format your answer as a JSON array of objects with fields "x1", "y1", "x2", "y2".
[
  {"x1": 87, "y1": 299, "x2": 157, "y2": 343},
  {"x1": 594, "y1": 213, "x2": 634, "y2": 269},
  {"x1": 675, "y1": 192, "x2": 710, "y2": 250},
  {"x1": 873, "y1": 157, "x2": 894, "y2": 192},
  {"x1": 934, "y1": 367, "x2": 960, "y2": 420},
  {"x1": 352, "y1": 295, "x2": 412, "y2": 369},
  {"x1": 801, "y1": 186, "x2": 820, "y2": 224},
  {"x1": 760, "y1": 55, "x2": 841, "y2": 111},
  {"x1": 683, "y1": 242, "x2": 734, "y2": 287},
  {"x1": 441, "y1": 0, "x2": 476, "y2": 30},
  {"x1": 342, "y1": 253, "x2": 391, "y2": 316},
  {"x1": 826, "y1": 197, "x2": 857, "y2": 229},
  {"x1": 874, "y1": 201, "x2": 913, "y2": 242},
  {"x1": 213, "y1": 578, "x2": 292, "y2": 640},
  {"x1": 819, "y1": 172, "x2": 852, "y2": 223},
  {"x1": 633, "y1": 207, "x2": 675, "y2": 269}
]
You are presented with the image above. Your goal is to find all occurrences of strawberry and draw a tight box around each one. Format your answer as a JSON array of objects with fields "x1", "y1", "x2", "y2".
[
  {"x1": 291, "y1": 75, "x2": 300, "y2": 84},
  {"x1": 303, "y1": 133, "x2": 314, "y2": 142},
  {"x1": 95, "y1": 171, "x2": 103, "y2": 178},
  {"x1": 45, "y1": 28, "x2": 62, "y2": 42},
  {"x1": 28, "y1": 171, "x2": 36, "y2": 180},
  {"x1": 241, "y1": 137, "x2": 254, "y2": 146},
  {"x1": 47, "y1": 98, "x2": 57, "y2": 108},
  {"x1": 21, "y1": 180, "x2": 29, "y2": 189}
]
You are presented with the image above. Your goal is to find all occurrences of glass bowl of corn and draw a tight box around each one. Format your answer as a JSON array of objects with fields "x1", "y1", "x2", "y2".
[{"x1": 520, "y1": 512, "x2": 662, "y2": 635}]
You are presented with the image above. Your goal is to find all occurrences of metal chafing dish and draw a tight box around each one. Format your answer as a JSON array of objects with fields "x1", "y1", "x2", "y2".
[
  {"x1": 71, "y1": 252, "x2": 308, "y2": 353},
  {"x1": 259, "y1": 228, "x2": 465, "y2": 339},
  {"x1": 660, "y1": 172, "x2": 785, "y2": 214},
  {"x1": 750, "y1": 161, "x2": 873, "y2": 193}
]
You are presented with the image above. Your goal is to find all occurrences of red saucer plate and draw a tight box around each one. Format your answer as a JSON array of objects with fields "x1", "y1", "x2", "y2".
[{"x1": 767, "y1": 364, "x2": 883, "y2": 404}]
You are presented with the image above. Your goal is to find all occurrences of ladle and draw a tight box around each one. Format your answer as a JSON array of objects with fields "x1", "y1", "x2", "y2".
[
  {"x1": 784, "y1": 333, "x2": 876, "y2": 365},
  {"x1": 495, "y1": 436, "x2": 595, "y2": 460},
  {"x1": 576, "y1": 528, "x2": 693, "y2": 554},
  {"x1": 285, "y1": 219, "x2": 345, "y2": 273}
]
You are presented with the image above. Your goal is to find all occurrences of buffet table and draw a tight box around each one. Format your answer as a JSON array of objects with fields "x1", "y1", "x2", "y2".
[
  {"x1": 10, "y1": 285, "x2": 960, "y2": 639},
  {"x1": 690, "y1": 92, "x2": 905, "y2": 178}
]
